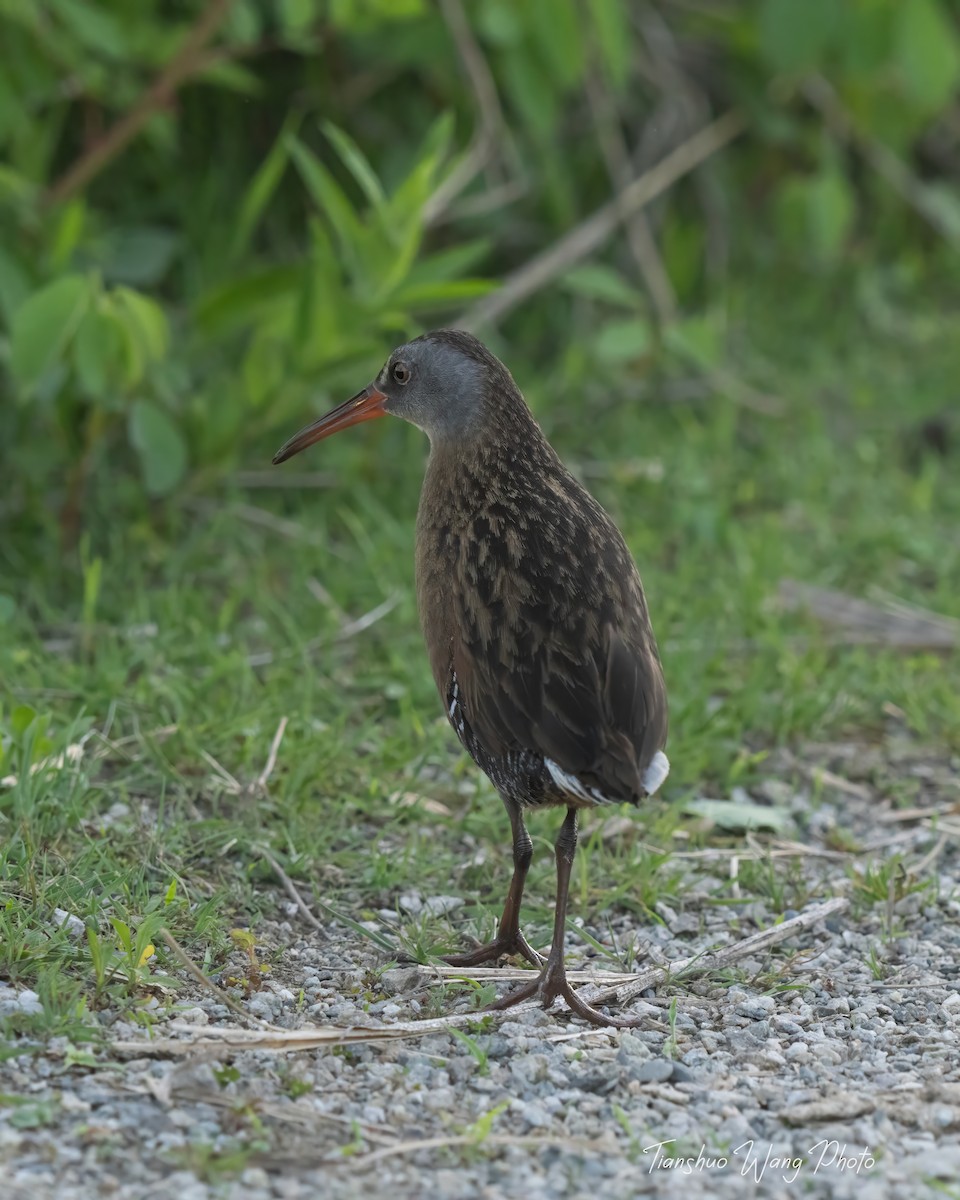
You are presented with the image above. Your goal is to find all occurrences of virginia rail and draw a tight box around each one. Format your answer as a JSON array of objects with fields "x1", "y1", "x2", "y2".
[{"x1": 274, "y1": 330, "x2": 669, "y2": 1027}]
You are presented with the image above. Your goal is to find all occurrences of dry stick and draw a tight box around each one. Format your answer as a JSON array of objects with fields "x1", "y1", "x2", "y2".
[
  {"x1": 111, "y1": 1010, "x2": 517, "y2": 1057},
  {"x1": 246, "y1": 593, "x2": 399, "y2": 668},
  {"x1": 258, "y1": 846, "x2": 328, "y2": 939},
  {"x1": 803, "y1": 75, "x2": 960, "y2": 249},
  {"x1": 778, "y1": 579, "x2": 960, "y2": 651},
  {"x1": 584, "y1": 69, "x2": 677, "y2": 324},
  {"x1": 159, "y1": 929, "x2": 272, "y2": 1029},
  {"x1": 256, "y1": 717, "x2": 288, "y2": 791},
  {"x1": 425, "y1": 0, "x2": 513, "y2": 225},
  {"x1": 458, "y1": 110, "x2": 744, "y2": 331},
  {"x1": 579, "y1": 896, "x2": 849, "y2": 1008},
  {"x1": 912, "y1": 833, "x2": 949, "y2": 877},
  {"x1": 47, "y1": 0, "x2": 236, "y2": 206}
]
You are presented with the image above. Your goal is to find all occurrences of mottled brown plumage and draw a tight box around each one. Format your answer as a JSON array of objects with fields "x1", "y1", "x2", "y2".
[{"x1": 274, "y1": 329, "x2": 669, "y2": 1026}]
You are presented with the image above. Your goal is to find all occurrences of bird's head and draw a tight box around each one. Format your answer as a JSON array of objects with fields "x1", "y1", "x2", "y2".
[{"x1": 273, "y1": 329, "x2": 516, "y2": 464}]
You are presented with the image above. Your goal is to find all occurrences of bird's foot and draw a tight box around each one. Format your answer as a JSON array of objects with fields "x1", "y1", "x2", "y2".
[
  {"x1": 484, "y1": 956, "x2": 644, "y2": 1029},
  {"x1": 442, "y1": 929, "x2": 544, "y2": 969}
]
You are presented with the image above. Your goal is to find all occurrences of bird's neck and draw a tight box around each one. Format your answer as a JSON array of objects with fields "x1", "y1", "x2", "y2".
[{"x1": 421, "y1": 400, "x2": 557, "y2": 523}]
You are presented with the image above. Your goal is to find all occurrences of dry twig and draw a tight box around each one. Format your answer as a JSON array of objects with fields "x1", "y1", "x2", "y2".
[
  {"x1": 584, "y1": 69, "x2": 677, "y2": 323},
  {"x1": 426, "y1": 0, "x2": 515, "y2": 224},
  {"x1": 258, "y1": 846, "x2": 328, "y2": 939},
  {"x1": 256, "y1": 717, "x2": 288, "y2": 791},
  {"x1": 579, "y1": 896, "x2": 849, "y2": 1008},
  {"x1": 778, "y1": 580, "x2": 960, "y2": 651},
  {"x1": 110, "y1": 1010, "x2": 518, "y2": 1057},
  {"x1": 48, "y1": 0, "x2": 236, "y2": 205},
  {"x1": 159, "y1": 929, "x2": 272, "y2": 1028},
  {"x1": 458, "y1": 111, "x2": 745, "y2": 331}
]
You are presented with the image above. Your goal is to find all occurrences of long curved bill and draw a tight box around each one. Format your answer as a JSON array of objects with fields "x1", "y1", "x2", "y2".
[{"x1": 272, "y1": 384, "x2": 388, "y2": 464}]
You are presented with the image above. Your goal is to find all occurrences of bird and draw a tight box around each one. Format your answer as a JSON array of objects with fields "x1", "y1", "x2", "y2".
[{"x1": 273, "y1": 329, "x2": 669, "y2": 1027}]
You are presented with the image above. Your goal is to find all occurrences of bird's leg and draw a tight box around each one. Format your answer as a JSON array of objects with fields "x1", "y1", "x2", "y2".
[
  {"x1": 442, "y1": 799, "x2": 543, "y2": 968},
  {"x1": 485, "y1": 807, "x2": 645, "y2": 1028}
]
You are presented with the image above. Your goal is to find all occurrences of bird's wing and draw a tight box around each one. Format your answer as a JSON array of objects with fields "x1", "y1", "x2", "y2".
[{"x1": 451, "y1": 555, "x2": 668, "y2": 802}]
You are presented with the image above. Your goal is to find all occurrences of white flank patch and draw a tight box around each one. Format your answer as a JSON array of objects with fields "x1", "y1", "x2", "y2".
[
  {"x1": 544, "y1": 758, "x2": 612, "y2": 806},
  {"x1": 642, "y1": 750, "x2": 670, "y2": 796}
]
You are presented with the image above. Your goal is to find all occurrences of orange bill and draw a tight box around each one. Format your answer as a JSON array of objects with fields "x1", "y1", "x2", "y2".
[{"x1": 273, "y1": 384, "x2": 388, "y2": 464}]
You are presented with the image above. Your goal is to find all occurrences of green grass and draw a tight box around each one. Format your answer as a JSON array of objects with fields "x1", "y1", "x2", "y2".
[{"x1": 2, "y1": 274, "x2": 959, "y2": 1039}]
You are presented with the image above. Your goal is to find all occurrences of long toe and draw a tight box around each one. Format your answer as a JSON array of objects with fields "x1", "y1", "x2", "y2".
[
  {"x1": 441, "y1": 930, "x2": 544, "y2": 969},
  {"x1": 558, "y1": 981, "x2": 646, "y2": 1028},
  {"x1": 538, "y1": 957, "x2": 647, "y2": 1028},
  {"x1": 480, "y1": 962, "x2": 643, "y2": 1025},
  {"x1": 514, "y1": 931, "x2": 545, "y2": 968},
  {"x1": 482, "y1": 976, "x2": 542, "y2": 1011},
  {"x1": 442, "y1": 944, "x2": 509, "y2": 969}
]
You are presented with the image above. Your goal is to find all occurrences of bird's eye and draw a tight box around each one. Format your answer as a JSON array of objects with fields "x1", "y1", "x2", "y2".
[{"x1": 392, "y1": 362, "x2": 411, "y2": 385}]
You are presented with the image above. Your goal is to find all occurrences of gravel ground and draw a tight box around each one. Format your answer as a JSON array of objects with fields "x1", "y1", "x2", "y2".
[{"x1": 2, "y1": 737, "x2": 959, "y2": 1200}]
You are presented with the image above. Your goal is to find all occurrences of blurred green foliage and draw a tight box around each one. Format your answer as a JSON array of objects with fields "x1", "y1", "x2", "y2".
[
  {"x1": 2, "y1": 0, "x2": 960, "y2": 1045},
  {"x1": 1, "y1": 0, "x2": 959, "y2": 522}
]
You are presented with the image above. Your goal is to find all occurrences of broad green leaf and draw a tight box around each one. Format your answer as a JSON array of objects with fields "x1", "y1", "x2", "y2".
[
  {"x1": 561, "y1": 264, "x2": 642, "y2": 309},
  {"x1": 758, "y1": 0, "x2": 837, "y2": 73},
  {"x1": 806, "y1": 170, "x2": 855, "y2": 264},
  {"x1": 0, "y1": 163, "x2": 38, "y2": 208},
  {"x1": 50, "y1": 0, "x2": 127, "y2": 58},
  {"x1": 288, "y1": 135, "x2": 363, "y2": 271},
  {"x1": 416, "y1": 110, "x2": 455, "y2": 166},
  {"x1": 10, "y1": 274, "x2": 91, "y2": 392},
  {"x1": 594, "y1": 318, "x2": 653, "y2": 364},
  {"x1": 293, "y1": 217, "x2": 344, "y2": 362},
  {"x1": 48, "y1": 199, "x2": 86, "y2": 269},
  {"x1": 389, "y1": 278, "x2": 496, "y2": 309},
  {"x1": 11, "y1": 705, "x2": 37, "y2": 737},
  {"x1": 322, "y1": 122, "x2": 386, "y2": 214},
  {"x1": 243, "y1": 330, "x2": 287, "y2": 407},
  {"x1": 836, "y1": 2, "x2": 895, "y2": 76},
  {"x1": 388, "y1": 113, "x2": 453, "y2": 233},
  {"x1": 500, "y1": 48, "x2": 557, "y2": 140},
  {"x1": 196, "y1": 60, "x2": 263, "y2": 96},
  {"x1": 0, "y1": 594, "x2": 14, "y2": 624},
  {"x1": 231, "y1": 115, "x2": 299, "y2": 260},
  {"x1": 279, "y1": 0, "x2": 318, "y2": 35},
  {"x1": 111, "y1": 916, "x2": 132, "y2": 952},
  {"x1": 406, "y1": 240, "x2": 492, "y2": 285},
  {"x1": 527, "y1": 0, "x2": 584, "y2": 90},
  {"x1": 587, "y1": 0, "x2": 631, "y2": 90},
  {"x1": 225, "y1": 0, "x2": 261, "y2": 44},
  {"x1": 195, "y1": 265, "x2": 300, "y2": 338},
  {"x1": 73, "y1": 305, "x2": 126, "y2": 399},
  {"x1": 330, "y1": 0, "x2": 424, "y2": 28},
  {"x1": 475, "y1": 1, "x2": 522, "y2": 46},
  {"x1": 128, "y1": 400, "x2": 187, "y2": 496},
  {"x1": 0, "y1": 244, "x2": 30, "y2": 325},
  {"x1": 97, "y1": 226, "x2": 179, "y2": 286},
  {"x1": 896, "y1": 0, "x2": 960, "y2": 111},
  {"x1": 375, "y1": 218, "x2": 424, "y2": 300},
  {"x1": 113, "y1": 287, "x2": 169, "y2": 363}
]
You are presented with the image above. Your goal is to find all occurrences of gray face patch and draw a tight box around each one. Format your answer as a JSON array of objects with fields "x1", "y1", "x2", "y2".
[{"x1": 379, "y1": 338, "x2": 486, "y2": 444}]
